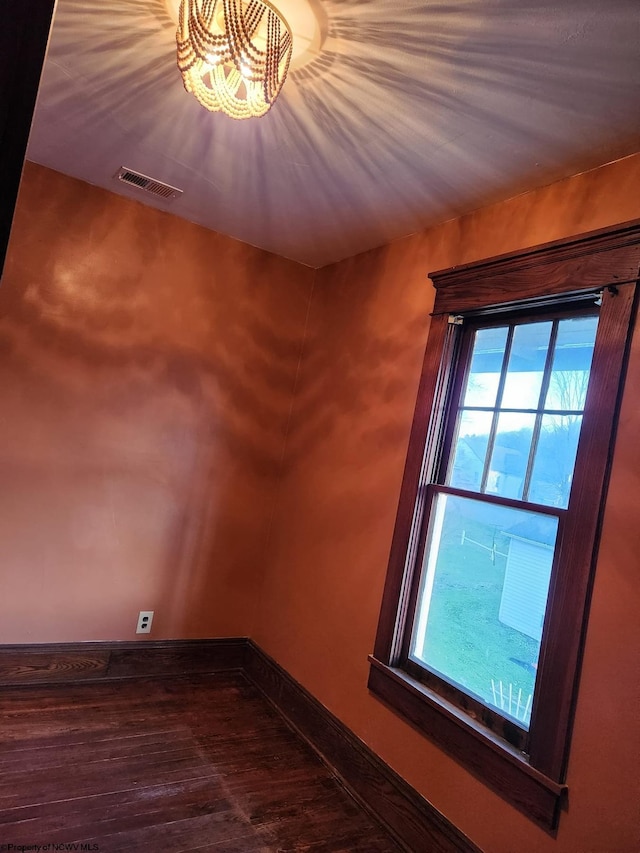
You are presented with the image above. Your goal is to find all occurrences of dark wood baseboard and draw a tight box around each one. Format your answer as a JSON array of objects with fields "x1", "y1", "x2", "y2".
[
  {"x1": 0, "y1": 638, "x2": 247, "y2": 686},
  {"x1": 244, "y1": 641, "x2": 483, "y2": 853},
  {"x1": 0, "y1": 638, "x2": 482, "y2": 852}
]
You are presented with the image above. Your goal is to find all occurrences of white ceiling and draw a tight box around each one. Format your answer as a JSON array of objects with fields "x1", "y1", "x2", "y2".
[{"x1": 27, "y1": 0, "x2": 640, "y2": 267}]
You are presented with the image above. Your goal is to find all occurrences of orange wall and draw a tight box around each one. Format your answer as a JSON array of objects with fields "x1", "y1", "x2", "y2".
[
  {"x1": 0, "y1": 162, "x2": 313, "y2": 642},
  {"x1": 254, "y1": 153, "x2": 640, "y2": 853}
]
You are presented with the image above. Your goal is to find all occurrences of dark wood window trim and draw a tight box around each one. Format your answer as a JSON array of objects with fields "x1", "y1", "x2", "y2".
[{"x1": 368, "y1": 220, "x2": 640, "y2": 831}]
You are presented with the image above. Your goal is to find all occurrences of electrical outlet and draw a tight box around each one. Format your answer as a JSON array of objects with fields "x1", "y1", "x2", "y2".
[{"x1": 136, "y1": 610, "x2": 154, "y2": 634}]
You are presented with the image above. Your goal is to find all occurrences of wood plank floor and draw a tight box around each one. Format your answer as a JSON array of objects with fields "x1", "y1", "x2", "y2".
[{"x1": 0, "y1": 672, "x2": 403, "y2": 852}]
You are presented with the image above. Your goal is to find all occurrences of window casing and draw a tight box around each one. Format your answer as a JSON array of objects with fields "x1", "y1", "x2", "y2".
[{"x1": 368, "y1": 222, "x2": 640, "y2": 830}]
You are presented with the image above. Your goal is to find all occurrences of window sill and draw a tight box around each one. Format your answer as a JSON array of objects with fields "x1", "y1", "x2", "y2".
[{"x1": 367, "y1": 656, "x2": 566, "y2": 831}]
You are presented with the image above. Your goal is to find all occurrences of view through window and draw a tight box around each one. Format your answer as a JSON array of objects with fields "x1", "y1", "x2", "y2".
[{"x1": 409, "y1": 312, "x2": 598, "y2": 731}]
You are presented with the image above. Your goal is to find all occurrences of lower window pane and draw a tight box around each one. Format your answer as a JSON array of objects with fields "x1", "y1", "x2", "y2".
[{"x1": 411, "y1": 493, "x2": 559, "y2": 729}]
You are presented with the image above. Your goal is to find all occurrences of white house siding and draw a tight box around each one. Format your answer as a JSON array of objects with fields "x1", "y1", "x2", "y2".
[{"x1": 499, "y1": 537, "x2": 554, "y2": 641}]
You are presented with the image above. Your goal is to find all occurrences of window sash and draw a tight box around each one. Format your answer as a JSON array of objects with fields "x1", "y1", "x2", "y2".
[
  {"x1": 400, "y1": 483, "x2": 565, "y2": 751},
  {"x1": 439, "y1": 306, "x2": 599, "y2": 500}
]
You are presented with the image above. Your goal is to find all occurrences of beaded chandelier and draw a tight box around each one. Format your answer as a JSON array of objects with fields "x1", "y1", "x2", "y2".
[{"x1": 177, "y1": 0, "x2": 293, "y2": 119}]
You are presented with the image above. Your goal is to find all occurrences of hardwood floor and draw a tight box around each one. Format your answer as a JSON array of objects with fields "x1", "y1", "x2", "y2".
[{"x1": 0, "y1": 672, "x2": 402, "y2": 852}]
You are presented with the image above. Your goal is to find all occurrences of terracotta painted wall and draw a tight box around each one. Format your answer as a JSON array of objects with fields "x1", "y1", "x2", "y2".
[
  {"x1": 254, "y1": 153, "x2": 640, "y2": 853},
  {"x1": 0, "y1": 162, "x2": 313, "y2": 643}
]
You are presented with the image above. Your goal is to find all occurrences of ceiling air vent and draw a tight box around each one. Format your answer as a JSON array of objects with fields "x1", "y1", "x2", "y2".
[{"x1": 115, "y1": 168, "x2": 183, "y2": 201}]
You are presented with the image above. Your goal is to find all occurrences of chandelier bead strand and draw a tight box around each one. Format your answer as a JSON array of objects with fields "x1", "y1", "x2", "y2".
[{"x1": 177, "y1": 0, "x2": 292, "y2": 119}]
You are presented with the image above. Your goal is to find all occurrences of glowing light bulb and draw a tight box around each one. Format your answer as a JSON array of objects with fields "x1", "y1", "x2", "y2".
[{"x1": 176, "y1": 0, "x2": 294, "y2": 118}]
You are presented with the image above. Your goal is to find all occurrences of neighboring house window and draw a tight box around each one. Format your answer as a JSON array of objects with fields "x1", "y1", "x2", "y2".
[{"x1": 368, "y1": 221, "x2": 640, "y2": 829}]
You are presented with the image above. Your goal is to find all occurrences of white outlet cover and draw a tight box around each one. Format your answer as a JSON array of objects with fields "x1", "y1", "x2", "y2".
[{"x1": 136, "y1": 610, "x2": 154, "y2": 634}]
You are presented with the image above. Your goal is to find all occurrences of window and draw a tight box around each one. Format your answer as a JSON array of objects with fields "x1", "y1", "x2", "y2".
[
  {"x1": 368, "y1": 222, "x2": 640, "y2": 829},
  {"x1": 407, "y1": 308, "x2": 597, "y2": 749}
]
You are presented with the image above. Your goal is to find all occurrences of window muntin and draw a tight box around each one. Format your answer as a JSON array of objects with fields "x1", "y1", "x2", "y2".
[{"x1": 405, "y1": 309, "x2": 599, "y2": 740}]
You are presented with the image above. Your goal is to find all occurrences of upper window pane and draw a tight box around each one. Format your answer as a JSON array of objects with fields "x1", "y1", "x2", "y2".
[
  {"x1": 486, "y1": 413, "x2": 535, "y2": 500},
  {"x1": 462, "y1": 326, "x2": 508, "y2": 407},
  {"x1": 544, "y1": 316, "x2": 598, "y2": 411},
  {"x1": 501, "y1": 322, "x2": 552, "y2": 409},
  {"x1": 528, "y1": 414, "x2": 583, "y2": 508},
  {"x1": 449, "y1": 410, "x2": 493, "y2": 491}
]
